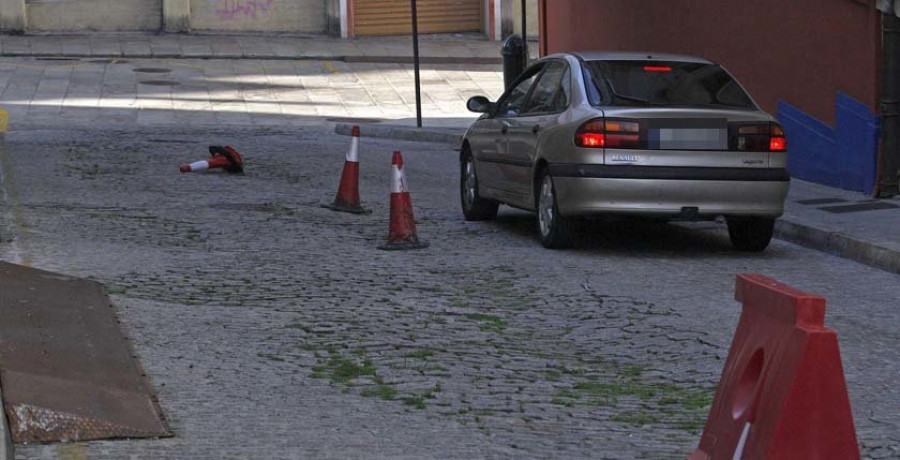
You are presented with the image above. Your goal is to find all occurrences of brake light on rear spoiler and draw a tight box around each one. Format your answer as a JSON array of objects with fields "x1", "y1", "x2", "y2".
[{"x1": 575, "y1": 118, "x2": 641, "y2": 149}]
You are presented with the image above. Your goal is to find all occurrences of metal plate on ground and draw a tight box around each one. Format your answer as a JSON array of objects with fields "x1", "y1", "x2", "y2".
[
  {"x1": 0, "y1": 262, "x2": 170, "y2": 444},
  {"x1": 819, "y1": 201, "x2": 899, "y2": 214}
]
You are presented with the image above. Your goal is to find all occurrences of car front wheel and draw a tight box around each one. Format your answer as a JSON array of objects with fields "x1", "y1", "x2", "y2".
[
  {"x1": 537, "y1": 170, "x2": 575, "y2": 249},
  {"x1": 727, "y1": 217, "x2": 775, "y2": 252}
]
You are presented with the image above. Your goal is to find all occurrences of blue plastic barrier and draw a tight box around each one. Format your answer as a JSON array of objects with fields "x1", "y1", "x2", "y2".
[{"x1": 777, "y1": 93, "x2": 880, "y2": 194}]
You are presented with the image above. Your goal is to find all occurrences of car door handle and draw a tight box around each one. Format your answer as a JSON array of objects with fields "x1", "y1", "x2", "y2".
[
  {"x1": 500, "y1": 122, "x2": 510, "y2": 134},
  {"x1": 532, "y1": 125, "x2": 541, "y2": 134}
]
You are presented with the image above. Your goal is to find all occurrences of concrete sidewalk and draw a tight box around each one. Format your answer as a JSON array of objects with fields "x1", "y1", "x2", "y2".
[
  {"x1": 339, "y1": 123, "x2": 900, "y2": 275},
  {"x1": 776, "y1": 179, "x2": 900, "y2": 274},
  {"x1": 0, "y1": 33, "x2": 538, "y2": 62}
]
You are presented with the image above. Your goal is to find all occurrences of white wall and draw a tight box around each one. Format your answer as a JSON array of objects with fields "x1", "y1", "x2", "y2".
[
  {"x1": 507, "y1": 0, "x2": 537, "y2": 37},
  {"x1": 189, "y1": 0, "x2": 326, "y2": 33}
]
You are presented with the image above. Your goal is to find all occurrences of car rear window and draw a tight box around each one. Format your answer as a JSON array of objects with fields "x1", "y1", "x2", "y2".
[{"x1": 583, "y1": 60, "x2": 756, "y2": 109}]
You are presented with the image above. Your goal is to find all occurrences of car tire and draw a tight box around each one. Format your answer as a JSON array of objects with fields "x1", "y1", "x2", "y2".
[
  {"x1": 460, "y1": 148, "x2": 499, "y2": 221},
  {"x1": 727, "y1": 217, "x2": 775, "y2": 252},
  {"x1": 536, "y1": 169, "x2": 575, "y2": 249}
]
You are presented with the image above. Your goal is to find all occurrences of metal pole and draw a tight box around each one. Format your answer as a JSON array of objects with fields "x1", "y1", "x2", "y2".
[
  {"x1": 878, "y1": 11, "x2": 900, "y2": 196},
  {"x1": 411, "y1": 0, "x2": 423, "y2": 128},
  {"x1": 521, "y1": 0, "x2": 528, "y2": 64}
]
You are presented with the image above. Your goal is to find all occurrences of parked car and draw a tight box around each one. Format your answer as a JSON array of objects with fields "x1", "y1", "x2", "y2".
[{"x1": 461, "y1": 51, "x2": 790, "y2": 250}]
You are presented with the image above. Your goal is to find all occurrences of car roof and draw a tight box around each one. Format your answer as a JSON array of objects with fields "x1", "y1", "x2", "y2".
[{"x1": 565, "y1": 51, "x2": 714, "y2": 65}]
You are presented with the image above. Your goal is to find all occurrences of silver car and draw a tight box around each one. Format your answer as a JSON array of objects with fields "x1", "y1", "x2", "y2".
[{"x1": 461, "y1": 51, "x2": 789, "y2": 250}]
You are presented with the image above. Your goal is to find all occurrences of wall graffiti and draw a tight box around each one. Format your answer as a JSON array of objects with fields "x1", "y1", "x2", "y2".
[{"x1": 213, "y1": 0, "x2": 276, "y2": 19}]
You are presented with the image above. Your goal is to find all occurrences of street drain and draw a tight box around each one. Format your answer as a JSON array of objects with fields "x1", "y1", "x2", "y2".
[
  {"x1": 139, "y1": 80, "x2": 181, "y2": 86},
  {"x1": 326, "y1": 117, "x2": 382, "y2": 124},
  {"x1": 133, "y1": 68, "x2": 171, "y2": 73},
  {"x1": 36, "y1": 57, "x2": 80, "y2": 61}
]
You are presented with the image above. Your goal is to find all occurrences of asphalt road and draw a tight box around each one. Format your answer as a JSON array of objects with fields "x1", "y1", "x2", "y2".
[{"x1": 1, "y1": 126, "x2": 898, "y2": 459}]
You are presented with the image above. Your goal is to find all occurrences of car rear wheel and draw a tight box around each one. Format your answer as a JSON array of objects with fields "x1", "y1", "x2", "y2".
[
  {"x1": 460, "y1": 149, "x2": 498, "y2": 221},
  {"x1": 727, "y1": 217, "x2": 775, "y2": 252},
  {"x1": 537, "y1": 170, "x2": 575, "y2": 249}
]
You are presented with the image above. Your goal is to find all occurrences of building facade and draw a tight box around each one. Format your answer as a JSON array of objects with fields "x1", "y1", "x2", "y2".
[
  {"x1": 0, "y1": 0, "x2": 536, "y2": 39},
  {"x1": 537, "y1": 0, "x2": 897, "y2": 195}
]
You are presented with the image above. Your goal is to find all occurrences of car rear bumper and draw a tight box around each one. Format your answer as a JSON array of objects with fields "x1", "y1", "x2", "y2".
[{"x1": 550, "y1": 165, "x2": 790, "y2": 218}]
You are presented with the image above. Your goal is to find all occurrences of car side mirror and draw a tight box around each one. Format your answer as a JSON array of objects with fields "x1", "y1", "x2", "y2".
[{"x1": 467, "y1": 96, "x2": 495, "y2": 114}]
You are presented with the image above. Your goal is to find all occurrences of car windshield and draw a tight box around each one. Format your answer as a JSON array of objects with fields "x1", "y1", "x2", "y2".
[{"x1": 583, "y1": 60, "x2": 756, "y2": 109}]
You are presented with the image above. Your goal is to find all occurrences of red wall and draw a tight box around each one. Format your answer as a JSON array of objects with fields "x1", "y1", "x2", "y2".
[{"x1": 538, "y1": 0, "x2": 882, "y2": 124}]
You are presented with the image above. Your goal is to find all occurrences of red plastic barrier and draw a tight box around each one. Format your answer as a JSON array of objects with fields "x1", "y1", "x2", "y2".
[{"x1": 690, "y1": 274, "x2": 859, "y2": 460}]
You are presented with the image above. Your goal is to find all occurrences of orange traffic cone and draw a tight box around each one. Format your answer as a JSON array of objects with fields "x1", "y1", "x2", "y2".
[
  {"x1": 378, "y1": 151, "x2": 429, "y2": 251},
  {"x1": 323, "y1": 126, "x2": 370, "y2": 214},
  {"x1": 180, "y1": 146, "x2": 244, "y2": 174}
]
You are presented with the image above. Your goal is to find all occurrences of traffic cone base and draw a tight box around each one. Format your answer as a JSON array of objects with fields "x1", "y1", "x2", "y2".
[
  {"x1": 322, "y1": 202, "x2": 372, "y2": 214},
  {"x1": 377, "y1": 239, "x2": 430, "y2": 251},
  {"x1": 378, "y1": 151, "x2": 428, "y2": 251}
]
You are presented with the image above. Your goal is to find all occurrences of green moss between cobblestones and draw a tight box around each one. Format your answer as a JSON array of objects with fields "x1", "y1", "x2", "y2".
[
  {"x1": 463, "y1": 313, "x2": 507, "y2": 332},
  {"x1": 360, "y1": 384, "x2": 397, "y2": 401},
  {"x1": 403, "y1": 395, "x2": 427, "y2": 410},
  {"x1": 550, "y1": 363, "x2": 714, "y2": 431},
  {"x1": 310, "y1": 355, "x2": 377, "y2": 384}
]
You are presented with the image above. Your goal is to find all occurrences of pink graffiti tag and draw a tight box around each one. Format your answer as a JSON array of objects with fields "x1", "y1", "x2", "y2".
[{"x1": 215, "y1": 0, "x2": 276, "y2": 19}]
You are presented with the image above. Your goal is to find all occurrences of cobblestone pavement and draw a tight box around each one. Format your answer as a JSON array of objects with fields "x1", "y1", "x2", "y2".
[
  {"x1": 0, "y1": 57, "x2": 503, "y2": 129},
  {"x1": 1, "y1": 126, "x2": 899, "y2": 459}
]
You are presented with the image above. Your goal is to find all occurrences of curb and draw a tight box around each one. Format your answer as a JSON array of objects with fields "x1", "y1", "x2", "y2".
[
  {"x1": 0, "y1": 52, "x2": 501, "y2": 65},
  {"x1": 0, "y1": 381, "x2": 13, "y2": 460},
  {"x1": 335, "y1": 124, "x2": 463, "y2": 146},
  {"x1": 775, "y1": 218, "x2": 900, "y2": 275}
]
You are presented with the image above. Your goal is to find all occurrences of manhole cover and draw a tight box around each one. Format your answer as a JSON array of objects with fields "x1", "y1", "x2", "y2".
[
  {"x1": 326, "y1": 117, "x2": 382, "y2": 124},
  {"x1": 133, "y1": 68, "x2": 171, "y2": 73},
  {"x1": 139, "y1": 80, "x2": 181, "y2": 86}
]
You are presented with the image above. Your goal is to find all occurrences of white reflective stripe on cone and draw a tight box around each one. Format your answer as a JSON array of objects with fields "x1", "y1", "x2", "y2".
[
  {"x1": 190, "y1": 161, "x2": 210, "y2": 171},
  {"x1": 346, "y1": 137, "x2": 359, "y2": 163},
  {"x1": 390, "y1": 164, "x2": 408, "y2": 194},
  {"x1": 732, "y1": 423, "x2": 751, "y2": 460}
]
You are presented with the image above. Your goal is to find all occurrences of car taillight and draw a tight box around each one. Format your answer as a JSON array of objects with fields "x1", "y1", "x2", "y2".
[
  {"x1": 734, "y1": 123, "x2": 787, "y2": 152},
  {"x1": 575, "y1": 118, "x2": 642, "y2": 149},
  {"x1": 770, "y1": 125, "x2": 787, "y2": 151}
]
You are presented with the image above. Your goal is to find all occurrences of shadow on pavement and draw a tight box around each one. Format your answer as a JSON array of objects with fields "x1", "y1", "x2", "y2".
[{"x1": 490, "y1": 211, "x2": 785, "y2": 257}]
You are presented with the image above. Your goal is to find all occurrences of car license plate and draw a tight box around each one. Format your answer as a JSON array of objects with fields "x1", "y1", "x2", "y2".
[{"x1": 647, "y1": 119, "x2": 728, "y2": 150}]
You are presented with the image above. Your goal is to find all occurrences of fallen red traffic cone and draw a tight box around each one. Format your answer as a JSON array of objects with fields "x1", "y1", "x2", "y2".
[
  {"x1": 323, "y1": 126, "x2": 370, "y2": 214},
  {"x1": 378, "y1": 151, "x2": 429, "y2": 251},
  {"x1": 180, "y1": 146, "x2": 244, "y2": 174}
]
